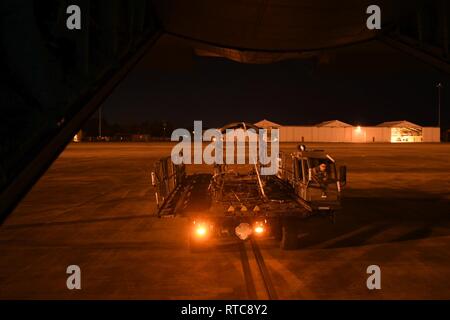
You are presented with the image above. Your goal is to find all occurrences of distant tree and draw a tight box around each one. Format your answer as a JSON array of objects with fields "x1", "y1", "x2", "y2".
[
  {"x1": 140, "y1": 121, "x2": 152, "y2": 135},
  {"x1": 81, "y1": 119, "x2": 175, "y2": 138},
  {"x1": 82, "y1": 116, "x2": 116, "y2": 137},
  {"x1": 148, "y1": 120, "x2": 173, "y2": 137},
  {"x1": 81, "y1": 118, "x2": 99, "y2": 137},
  {"x1": 111, "y1": 123, "x2": 122, "y2": 135}
]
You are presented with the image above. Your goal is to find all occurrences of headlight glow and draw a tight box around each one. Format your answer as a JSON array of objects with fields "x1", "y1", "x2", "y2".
[
  {"x1": 196, "y1": 226, "x2": 207, "y2": 236},
  {"x1": 254, "y1": 226, "x2": 264, "y2": 234},
  {"x1": 253, "y1": 221, "x2": 266, "y2": 235}
]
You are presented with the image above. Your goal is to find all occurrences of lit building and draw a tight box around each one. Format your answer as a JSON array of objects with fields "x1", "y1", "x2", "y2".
[
  {"x1": 254, "y1": 119, "x2": 440, "y2": 143},
  {"x1": 377, "y1": 121, "x2": 424, "y2": 143}
]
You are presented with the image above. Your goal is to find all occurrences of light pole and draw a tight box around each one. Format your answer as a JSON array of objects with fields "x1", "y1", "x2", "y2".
[
  {"x1": 98, "y1": 107, "x2": 102, "y2": 138},
  {"x1": 437, "y1": 83, "x2": 442, "y2": 128}
]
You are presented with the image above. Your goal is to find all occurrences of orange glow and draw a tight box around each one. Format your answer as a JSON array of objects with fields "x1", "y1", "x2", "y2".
[
  {"x1": 254, "y1": 221, "x2": 265, "y2": 234},
  {"x1": 254, "y1": 226, "x2": 264, "y2": 234},
  {"x1": 195, "y1": 226, "x2": 207, "y2": 237}
]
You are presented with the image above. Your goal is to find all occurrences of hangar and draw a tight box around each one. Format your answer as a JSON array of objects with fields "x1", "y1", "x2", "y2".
[{"x1": 255, "y1": 119, "x2": 440, "y2": 143}]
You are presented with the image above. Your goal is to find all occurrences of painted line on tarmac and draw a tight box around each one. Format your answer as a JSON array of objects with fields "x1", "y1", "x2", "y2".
[
  {"x1": 239, "y1": 242, "x2": 258, "y2": 299},
  {"x1": 250, "y1": 240, "x2": 278, "y2": 300},
  {"x1": 261, "y1": 255, "x2": 316, "y2": 299}
]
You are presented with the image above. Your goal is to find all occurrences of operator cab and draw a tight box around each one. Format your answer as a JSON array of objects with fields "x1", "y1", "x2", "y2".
[{"x1": 278, "y1": 145, "x2": 347, "y2": 213}]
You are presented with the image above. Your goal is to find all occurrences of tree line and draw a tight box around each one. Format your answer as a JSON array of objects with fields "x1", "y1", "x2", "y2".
[{"x1": 82, "y1": 118, "x2": 175, "y2": 138}]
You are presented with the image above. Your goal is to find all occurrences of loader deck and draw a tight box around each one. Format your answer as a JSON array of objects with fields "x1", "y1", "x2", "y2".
[{"x1": 157, "y1": 171, "x2": 311, "y2": 219}]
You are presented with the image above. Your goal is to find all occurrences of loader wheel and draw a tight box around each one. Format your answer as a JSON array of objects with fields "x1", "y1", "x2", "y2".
[
  {"x1": 280, "y1": 224, "x2": 298, "y2": 250},
  {"x1": 273, "y1": 222, "x2": 282, "y2": 241}
]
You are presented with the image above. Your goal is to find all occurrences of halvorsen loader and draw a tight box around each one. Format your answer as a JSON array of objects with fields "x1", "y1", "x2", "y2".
[{"x1": 151, "y1": 142, "x2": 347, "y2": 251}]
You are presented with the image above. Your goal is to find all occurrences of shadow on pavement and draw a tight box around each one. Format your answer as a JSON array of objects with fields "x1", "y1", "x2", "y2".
[{"x1": 296, "y1": 189, "x2": 450, "y2": 250}]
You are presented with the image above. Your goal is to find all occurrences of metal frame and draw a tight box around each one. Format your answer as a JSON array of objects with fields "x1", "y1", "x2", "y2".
[{"x1": 0, "y1": 31, "x2": 162, "y2": 224}]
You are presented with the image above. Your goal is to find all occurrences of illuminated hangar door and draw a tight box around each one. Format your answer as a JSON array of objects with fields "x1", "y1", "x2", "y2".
[{"x1": 390, "y1": 126, "x2": 423, "y2": 143}]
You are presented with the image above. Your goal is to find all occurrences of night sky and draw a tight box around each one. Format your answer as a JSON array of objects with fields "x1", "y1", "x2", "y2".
[{"x1": 101, "y1": 35, "x2": 450, "y2": 129}]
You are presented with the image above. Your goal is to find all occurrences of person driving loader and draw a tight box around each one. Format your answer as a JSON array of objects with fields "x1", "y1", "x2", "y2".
[{"x1": 312, "y1": 162, "x2": 329, "y2": 198}]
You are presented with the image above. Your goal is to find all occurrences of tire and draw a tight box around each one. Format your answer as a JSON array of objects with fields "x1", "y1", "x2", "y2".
[
  {"x1": 280, "y1": 224, "x2": 298, "y2": 250},
  {"x1": 273, "y1": 222, "x2": 282, "y2": 241}
]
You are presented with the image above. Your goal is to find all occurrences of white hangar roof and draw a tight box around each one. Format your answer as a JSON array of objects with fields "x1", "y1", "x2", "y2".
[
  {"x1": 316, "y1": 120, "x2": 353, "y2": 128},
  {"x1": 376, "y1": 120, "x2": 422, "y2": 128},
  {"x1": 254, "y1": 119, "x2": 282, "y2": 128}
]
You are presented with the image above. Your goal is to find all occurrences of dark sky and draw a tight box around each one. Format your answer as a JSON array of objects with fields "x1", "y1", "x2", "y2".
[{"x1": 101, "y1": 35, "x2": 449, "y2": 129}]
